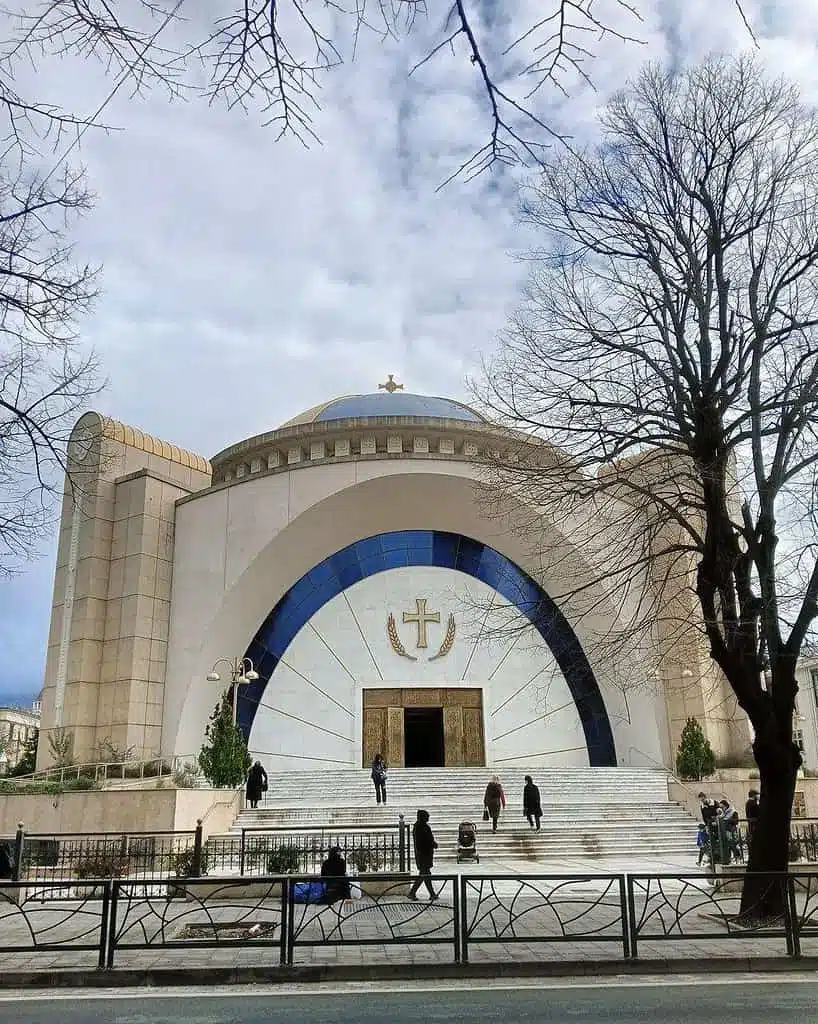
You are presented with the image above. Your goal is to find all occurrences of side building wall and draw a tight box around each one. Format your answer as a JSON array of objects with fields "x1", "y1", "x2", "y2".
[{"x1": 37, "y1": 412, "x2": 211, "y2": 766}]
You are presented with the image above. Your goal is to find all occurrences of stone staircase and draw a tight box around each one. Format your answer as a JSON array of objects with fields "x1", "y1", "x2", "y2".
[{"x1": 226, "y1": 767, "x2": 697, "y2": 862}]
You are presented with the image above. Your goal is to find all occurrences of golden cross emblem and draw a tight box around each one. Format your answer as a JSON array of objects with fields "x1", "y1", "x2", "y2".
[
  {"x1": 378, "y1": 374, "x2": 404, "y2": 393},
  {"x1": 402, "y1": 598, "x2": 440, "y2": 649}
]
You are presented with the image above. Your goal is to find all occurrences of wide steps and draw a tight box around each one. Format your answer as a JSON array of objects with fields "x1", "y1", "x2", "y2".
[
  {"x1": 230, "y1": 765, "x2": 696, "y2": 861},
  {"x1": 254, "y1": 767, "x2": 673, "y2": 807}
]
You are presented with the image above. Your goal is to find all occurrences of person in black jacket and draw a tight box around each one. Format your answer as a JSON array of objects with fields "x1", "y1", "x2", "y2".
[
  {"x1": 745, "y1": 789, "x2": 760, "y2": 845},
  {"x1": 523, "y1": 775, "x2": 542, "y2": 831},
  {"x1": 408, "y1": 809, "x2": 438, "y2": 901},
  {"x1": 320, "y1": 846, "x2": 350, "y2": 904},
  {"x1": 698, "y1": 791, "x2": 717, "y2": 826},
  {"x1": 371, "y1": 753, "x2": 387, "y2": 805},
  {"x1": 246, "y1": 760, "x2": 268, "y2": 809}
]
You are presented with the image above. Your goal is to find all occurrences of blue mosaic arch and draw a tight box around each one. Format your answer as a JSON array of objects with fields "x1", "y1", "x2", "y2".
[{"x1": 239, "y1": 530, "x2": 616, "y2": 766}]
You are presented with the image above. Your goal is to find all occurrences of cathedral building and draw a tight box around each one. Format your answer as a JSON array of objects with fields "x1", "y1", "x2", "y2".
[{"x1": 37, "y1": 382, "x2": 748, "y2": 773}]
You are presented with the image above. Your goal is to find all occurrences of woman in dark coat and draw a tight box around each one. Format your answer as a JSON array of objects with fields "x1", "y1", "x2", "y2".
[
  {"x1": 523, "y1": 774, "x2": 542, "y2": 831},
  {"x1": 245, "y1": 760, "x2": 267, "y2": 809},
  {"x1": 408, "y1": 809, "x2": 438, "y2": 901},
  {"x1": 745, "y1": 789, "x2": 760, "y2": 845},
  {"x1": 371, "y1": 753, "x2": 387, "y2": 804},
  {"x1": 483, "y1": 776, "x2": 506, "y2": 833},
  {"x1": 320, "y1": 846, "x2": 351, "y2": 903}
]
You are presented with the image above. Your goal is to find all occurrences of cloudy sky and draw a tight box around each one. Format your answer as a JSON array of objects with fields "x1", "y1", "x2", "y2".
[{"x1": 0, "y1": 0, "x2": 815, "y2": 706}]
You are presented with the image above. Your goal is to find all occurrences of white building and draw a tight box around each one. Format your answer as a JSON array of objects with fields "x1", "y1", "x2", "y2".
[
  {"x1": 0, "y1": 703, "x2": 40, "y2": 774},
  {"x1": 37, "y1": 384, "x2": 747, "y2": 772}
]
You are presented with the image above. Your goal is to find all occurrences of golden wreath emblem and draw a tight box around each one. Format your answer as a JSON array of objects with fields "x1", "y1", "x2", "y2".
[{"x1": 387, "y1": 601, "x2": 456, "y2": 662}]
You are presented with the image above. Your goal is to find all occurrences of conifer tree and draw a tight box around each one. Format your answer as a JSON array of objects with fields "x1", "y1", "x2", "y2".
[
  {"x1": 198, "y1": 692, "x2": 251, "y2": 789},
  {"x1": 676, "y1": 718, "x2": 716, "y2": 781},
  {"x1": 8, "y1": 728, "x2": 38, "y2": 776}
]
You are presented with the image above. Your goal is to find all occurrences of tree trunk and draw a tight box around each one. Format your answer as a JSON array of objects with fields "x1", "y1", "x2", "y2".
[{"x1": 739, "y1": 734, "x2": 799, "y2": 921}]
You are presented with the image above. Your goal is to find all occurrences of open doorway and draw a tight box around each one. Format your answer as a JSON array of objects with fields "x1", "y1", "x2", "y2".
[{"x1": 404, "y1": 707, "x2": 445, "y2": 767}]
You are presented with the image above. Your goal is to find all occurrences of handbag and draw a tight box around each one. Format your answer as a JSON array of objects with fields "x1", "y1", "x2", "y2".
[{"x1": 482, "y1": 807, "x2": 490, "y2": 822}]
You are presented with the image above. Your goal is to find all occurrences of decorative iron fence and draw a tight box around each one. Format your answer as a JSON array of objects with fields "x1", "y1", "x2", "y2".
[
  {"x1": 12, "y1": 827, "x2": 198, "y2": 892},
  {"x1": 231, "y1": 823, "x2": 411, "y2": 876},
  {"x1": 0, "y1": 880, "x2": 110, "y2": 969},
  {"x1": 285, "y1": 872, "x2": 460, "y2": 965},
  {"x1": 626, "y1": 871, "x2": 818, "y2": 959},
  {"x1": 460, "y1": 874, "x2": 630, "y2": 962},
  {"x1": 700, "y1": 818, "x2": 818, "y2": 870},
  {"x1": 2, "y1": 871, "x2": 818, "y2": 971}
]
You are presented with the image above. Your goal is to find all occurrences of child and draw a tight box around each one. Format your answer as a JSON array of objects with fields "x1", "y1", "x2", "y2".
[{"x1": 696, "y1": 823, "x2": 711, "y2": 866}]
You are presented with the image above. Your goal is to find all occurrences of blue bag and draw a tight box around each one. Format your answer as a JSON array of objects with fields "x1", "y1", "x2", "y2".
[{"x1": 293, "y1": 881, "x2": 326, "y2": 904}]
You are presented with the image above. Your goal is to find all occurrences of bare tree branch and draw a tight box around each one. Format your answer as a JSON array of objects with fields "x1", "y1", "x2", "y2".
[
  {"x1": 476, "y1": 55, "x2": 818, "y2": 913},
  {"x1": 0, "y1": 2, "x2": 757, "y2": 183}
]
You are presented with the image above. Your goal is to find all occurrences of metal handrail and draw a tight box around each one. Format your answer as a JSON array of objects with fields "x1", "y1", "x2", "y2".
[{"x1": 6, "y1": 754, "x2": 203, "y2": 786}]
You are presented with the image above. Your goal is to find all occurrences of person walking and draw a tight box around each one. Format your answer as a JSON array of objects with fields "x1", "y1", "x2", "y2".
[
  {"x1": 371, "y1": 753, "x2": 388, "y2": 805},
  {"x1": 745, "y1": 789, "x2": 760, "y2": 845},
  {"x1": 483, "y1": 775, "x2": 506, "y2": 833},
  {"x1": 245, "y1": 759, "x2": 268, "y2": 809},
  {"x1": 523, "y1": 774, "x2": 542, "y2": 831},
  {"x1": 408, "y1": 809, "x2": 438, "y2": 901}
]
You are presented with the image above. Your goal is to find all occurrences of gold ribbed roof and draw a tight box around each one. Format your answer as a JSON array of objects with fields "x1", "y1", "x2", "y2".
[{"x1": 77, "y1": 412, "x2": 211, "y2": 474}]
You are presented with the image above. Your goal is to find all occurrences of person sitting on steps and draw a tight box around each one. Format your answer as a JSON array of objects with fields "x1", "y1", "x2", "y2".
[{"x1": 320, "y1": 846, "x2": 351, "y2": 904}]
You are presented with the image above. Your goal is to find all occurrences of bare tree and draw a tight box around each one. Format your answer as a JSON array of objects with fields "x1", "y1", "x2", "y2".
[
  {"x1": 0, "y1": 34, "x2": 101, "y2": 572},
  {"x1": 3, "y1": 2, "x2": 754, "y2": 182},
  {"x1": 477, "y1": 54, "x2": 818, "y2": 920},
  {"x1": 0, "y1": 150, "x2": 100, "y2": 573},
  {"x1": 47, "y1": 724, "x2": 74, "y2": 767}
]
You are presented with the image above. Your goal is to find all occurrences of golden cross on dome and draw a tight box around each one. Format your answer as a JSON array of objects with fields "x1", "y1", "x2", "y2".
[{"x1": 378, "y1": 374, "x2": 404, "y2": 393}]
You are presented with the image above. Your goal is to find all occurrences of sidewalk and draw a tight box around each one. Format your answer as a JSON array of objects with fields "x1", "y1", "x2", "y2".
[{"x1": 2, "y1": 853, "x2": 808, "y2": 989}]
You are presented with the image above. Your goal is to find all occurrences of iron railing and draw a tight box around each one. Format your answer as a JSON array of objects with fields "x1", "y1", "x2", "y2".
[
  {"x1": 8, "y1": 755, "x2": 204, "y2": 786},
  {"x1": 10, "y1": 826, "x2": 198, "y2": 893},
  {"x1": 3, "y1": 870, "x2": 818, "y2": 972},
  {"x1": 461, "y1": 874, "x2": 630, "y2": 962},
  {"x1": 698, "y1": 817, "x2": 818, "y2": 870},
  {"x1": 229, "y1": 823, "x2": 411, "y2": 876}
]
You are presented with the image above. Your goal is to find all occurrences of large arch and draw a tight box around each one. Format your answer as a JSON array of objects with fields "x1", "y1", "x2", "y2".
[{"x1": 239, "y1": 529, "x2": 617, "y2": 767}]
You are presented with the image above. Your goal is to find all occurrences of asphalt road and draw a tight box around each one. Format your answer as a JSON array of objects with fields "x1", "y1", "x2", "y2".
[{"x1": 0, "y1": 978, "x2": 815, "y2": 1023}]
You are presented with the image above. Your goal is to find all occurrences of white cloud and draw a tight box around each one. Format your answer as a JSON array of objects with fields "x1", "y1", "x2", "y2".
[{"x1": 1, "y1": 0, "x2": 816, "y2": 701}]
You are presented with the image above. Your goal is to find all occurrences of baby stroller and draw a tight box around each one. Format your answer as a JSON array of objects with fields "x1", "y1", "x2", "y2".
[{"x1": 457, "y1": 821, "x2": 479, "y2": 863}]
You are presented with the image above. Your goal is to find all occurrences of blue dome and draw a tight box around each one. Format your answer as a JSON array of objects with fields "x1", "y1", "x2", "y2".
[{"x1": 281, "y1": 392, "x2": 485, "y2": 427}]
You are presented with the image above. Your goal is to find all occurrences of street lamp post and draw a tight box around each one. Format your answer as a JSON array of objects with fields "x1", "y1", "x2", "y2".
[{"x1": 206, "y1": 657, "x2": 260, "y2": 725}]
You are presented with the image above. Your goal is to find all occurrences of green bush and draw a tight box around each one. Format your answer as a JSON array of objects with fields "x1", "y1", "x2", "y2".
[
  {"x1": 198, "y1": 692, "x2": 251, "y2": 788},
  {"x1": 169, "y1": 845, "x2": 209, "y2": 877},
  {"x1": 62, "y1": 776, "x2": 97, "y2": 791},
  {"x1": 7, "y1": 729, "x2": 38, "y2": 776},
  {"x1": 350, "y1": 846, "x2": 382, "y2": 873},
  {"x1": 74, "y1": 852, "x2": 129, "y2": 878},
  {"x1": 265, "y1": 844, "x2": 300, "y2": 874},
  {"x1": 172, "y1": 762, "x2": 200, "y2": 788},
  {"x1": 676, "y1": 717, "x2": 716, "y2": 781},
  {"x1": 0, "y1": 775, "x2": 99, "y2": 796}
]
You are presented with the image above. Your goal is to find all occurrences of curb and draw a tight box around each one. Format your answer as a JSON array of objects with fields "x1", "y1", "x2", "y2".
[{"x1": 2, "y1": 957, "x2": 818, "y2": 989}]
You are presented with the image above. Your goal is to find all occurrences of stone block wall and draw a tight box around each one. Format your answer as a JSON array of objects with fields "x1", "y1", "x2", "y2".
[{"x1": 38, "y1": 413, "x2": 211, "y2": 766}]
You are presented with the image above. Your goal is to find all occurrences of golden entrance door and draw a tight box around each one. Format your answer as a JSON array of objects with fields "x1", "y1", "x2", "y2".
[{"x1": 362, "y1": 688, "x2": 485, "y2": 768}]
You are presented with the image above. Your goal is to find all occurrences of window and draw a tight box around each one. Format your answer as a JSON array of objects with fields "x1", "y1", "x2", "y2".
[
  {"x1": 794, "y1": 791, "x2": 807, "y2": 818},
  {"x1": 794, "y1": 728, "x2": 806, "y2": 756}
]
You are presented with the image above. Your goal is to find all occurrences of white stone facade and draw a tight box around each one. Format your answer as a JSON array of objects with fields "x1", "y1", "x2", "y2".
[{"x1": 36, "y1": 391, "x2": 747, "y2": 771}]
